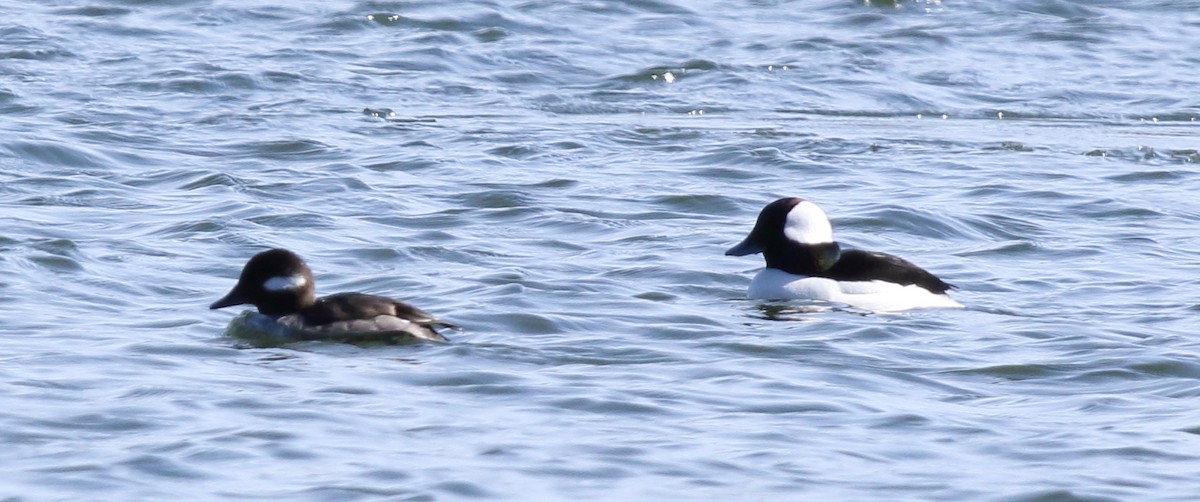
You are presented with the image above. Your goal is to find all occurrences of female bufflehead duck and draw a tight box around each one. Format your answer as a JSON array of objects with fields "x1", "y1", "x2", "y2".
[
  {"x1": 726, "y1": 197, "x2": 962, "y2": 312},
  {"x1": 210, "y1": 248, "x2": 457, "y2": 342}
]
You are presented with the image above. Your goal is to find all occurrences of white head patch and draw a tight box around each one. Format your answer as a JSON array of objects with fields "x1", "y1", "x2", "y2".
[
  {"x1": 783, "y1": 200, "x2": 834, "y2": 244},
  {"x1": 263, "y1": 274, "x2": 307, "y2": 292}
]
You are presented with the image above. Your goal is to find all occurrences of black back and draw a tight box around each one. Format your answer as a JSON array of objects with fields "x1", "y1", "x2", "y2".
[{"x1": 825, "y1": 249, "x2": 954, "y2": 294}]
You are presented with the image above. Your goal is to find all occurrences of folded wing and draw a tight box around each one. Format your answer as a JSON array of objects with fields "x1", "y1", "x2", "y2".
[{"x1": 826, "y1": 250, "x2": 954, "y2": 294}]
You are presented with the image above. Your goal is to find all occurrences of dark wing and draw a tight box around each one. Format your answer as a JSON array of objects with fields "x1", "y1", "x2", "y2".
[
  {"x1": 285, "y1": 316, "x2": 449, "y2": 343},
  {"x1": 304, "y1": 293, "x2": 459, "y2": 330},
  {"x1": 826, "y1": 249, "x2": 954, "y2": 294}
]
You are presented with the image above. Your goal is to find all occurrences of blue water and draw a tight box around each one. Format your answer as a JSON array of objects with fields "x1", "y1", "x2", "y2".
[{"x1": 2, "y1": 0, "x2": 1199, "y2": 500}]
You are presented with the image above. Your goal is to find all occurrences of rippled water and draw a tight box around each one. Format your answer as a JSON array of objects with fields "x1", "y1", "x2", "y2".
[{"x1": 2, "y1": 0, "x2": 1199, "y2": 499}]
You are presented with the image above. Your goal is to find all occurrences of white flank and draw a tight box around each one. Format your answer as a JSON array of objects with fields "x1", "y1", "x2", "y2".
[
  {"x1": 746, "y1": 269, "x2": 962, "y2": 312},
  {"x1": 263, "y1": 274, "x2": 307, "y2": 292},
  {"x1": 783, "y1": 200, "x2": 834, "y2": 245}
]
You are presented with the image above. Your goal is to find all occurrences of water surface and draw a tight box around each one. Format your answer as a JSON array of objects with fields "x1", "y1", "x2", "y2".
[{"x1": 1, "y1": 0, "x2": 1198, "y2": 500}]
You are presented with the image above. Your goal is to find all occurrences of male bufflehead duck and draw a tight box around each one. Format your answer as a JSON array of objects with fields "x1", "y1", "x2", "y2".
[
  {"x1": 726, "y1": 197, "x2": 962, "y2": 312},
  {"x1": 210, "y1": 248, "x2": 457, "y2": 342}
]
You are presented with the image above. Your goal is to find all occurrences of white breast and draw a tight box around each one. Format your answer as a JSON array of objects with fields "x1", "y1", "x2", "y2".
[{"x1": 746, "y1": 268, "x2": 963, "y2": 312}]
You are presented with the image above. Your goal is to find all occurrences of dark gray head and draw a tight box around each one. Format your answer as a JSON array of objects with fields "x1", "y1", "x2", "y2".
[
  {"x1": 210, "y1": 248, "x2": 317, "y2": 317},
  {"x1": 726, "y1": 197, "x2": 841, "y2": 273}
]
